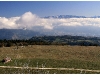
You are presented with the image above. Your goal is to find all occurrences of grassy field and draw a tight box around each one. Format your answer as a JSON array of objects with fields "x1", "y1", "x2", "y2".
[{"x1": 0, "y1": 45, "x2": 100, "y2": 74}]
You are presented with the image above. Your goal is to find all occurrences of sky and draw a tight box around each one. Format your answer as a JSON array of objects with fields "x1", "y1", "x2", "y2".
[
  {"x1": 1, "y1": 1, "x2": 100, "y2": 36},
  {"x1": 0, "y1": 1, "x2": 100, "y2": 17}
]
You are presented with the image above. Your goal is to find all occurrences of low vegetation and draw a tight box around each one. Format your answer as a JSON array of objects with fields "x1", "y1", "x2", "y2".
[{"x1": 0, "y1": 45, "x2": 100, "y2": 74}]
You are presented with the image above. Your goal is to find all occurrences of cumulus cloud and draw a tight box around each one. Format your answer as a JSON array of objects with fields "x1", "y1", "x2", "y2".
[
  {"x1": 1, "y1": 11, "x2": 100, "y2": 32},
  {"x1": 0, "y1": 17, "x2": 19, "y2": 29},
  {"x1": 16, "y1": 12, "x2": 54, "y2": 30}
]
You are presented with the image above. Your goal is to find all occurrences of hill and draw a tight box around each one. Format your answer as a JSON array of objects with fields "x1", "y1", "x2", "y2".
[{"x1": 30, "y1": 35, "x2": 100, "y2": 46}]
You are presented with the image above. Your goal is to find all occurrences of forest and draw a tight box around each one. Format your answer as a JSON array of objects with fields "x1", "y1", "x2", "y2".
[{"x1": 0, "y1": 35, "x2": 100, "y2": 47}]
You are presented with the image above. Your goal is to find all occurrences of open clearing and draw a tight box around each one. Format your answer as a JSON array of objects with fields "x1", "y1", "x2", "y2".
[{"x1": 0, "y1": 45, "x2": 100, "y2": 74}]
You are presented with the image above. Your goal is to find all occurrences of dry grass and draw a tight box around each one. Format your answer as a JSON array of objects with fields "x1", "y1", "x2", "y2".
[
  {"x1": 0, "y1": 45, "x2": 100, "y2": 62},
  {"x1": 0, "y1": 45, "x2": 100, "y2": 73}
]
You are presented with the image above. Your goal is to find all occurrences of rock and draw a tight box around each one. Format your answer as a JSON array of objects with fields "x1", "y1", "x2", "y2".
[{"x1": 1, "y1": 57, "x2": 12, "y2": 64}]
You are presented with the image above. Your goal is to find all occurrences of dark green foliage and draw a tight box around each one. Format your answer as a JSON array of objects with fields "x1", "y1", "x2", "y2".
[
  {"x1": 0, "y1": 35, "x2": 100, "y2": 47},
  {"x1": 5, "y1": 42, "x2": 12, "y2": 47},
  {"x1": 30, "y1": 35, "x2": 100, "y2": 46}
]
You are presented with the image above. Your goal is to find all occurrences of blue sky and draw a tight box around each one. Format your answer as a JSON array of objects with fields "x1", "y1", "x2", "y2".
[
  {"x1": 0, "y1": 1, "x2": 100, "y2": 17},
  {"x1": 1, "y1": 1, "x2": 100, "y2": 36}
]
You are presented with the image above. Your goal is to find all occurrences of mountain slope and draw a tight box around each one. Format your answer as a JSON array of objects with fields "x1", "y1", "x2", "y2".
[
  {"x1": 0, "y1": 29, "x2": 43, "y2": 40},
  {"x1": 30, "y1": 35, "x2": 100, "y2": 46}
]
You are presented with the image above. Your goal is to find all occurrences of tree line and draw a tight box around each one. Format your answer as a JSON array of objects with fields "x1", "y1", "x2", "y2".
[
  {"x1": 0, "y1": 39, "x2": 99, "y2": 48},
  {"x1": 0, "y1": 35, "x2": 100, "y2": 47},
  {"x1": 0, "y1": 39, "x2": 51, "y2": 47}
]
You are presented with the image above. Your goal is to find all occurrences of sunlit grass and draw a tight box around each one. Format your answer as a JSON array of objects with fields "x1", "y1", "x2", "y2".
[{"x1": 0, "y1": 45, "x2": 100, "y2": 74}]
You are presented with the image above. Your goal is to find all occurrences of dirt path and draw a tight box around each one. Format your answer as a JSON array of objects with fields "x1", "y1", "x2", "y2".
[{"x1": 0, "y1": 66, "x2": 100, "y2": 73}]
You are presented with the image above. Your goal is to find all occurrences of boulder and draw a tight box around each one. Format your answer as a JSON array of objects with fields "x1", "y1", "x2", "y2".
[{"x1": 1, "y1": 57, "x2": 12, "y2": 63}]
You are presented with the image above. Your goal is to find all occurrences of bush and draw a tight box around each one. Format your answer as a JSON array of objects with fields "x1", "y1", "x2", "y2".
[
  {"x1": 0, "y1": 43, "x2": 3, "y2": 47},
  {"x1": 5, "y1": 42, "x2": 12, "y2": 47}
]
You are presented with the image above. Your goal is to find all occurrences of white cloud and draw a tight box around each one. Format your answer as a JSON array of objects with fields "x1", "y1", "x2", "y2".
[
  {"x1": 0, "y1": 17, "x2": 19, "y2": 29},
  {"x1": 52, "y1": 18, "x2": 100, "y2": 27},
  {"x1": 16, "y1": 12, "x2": 54, "y2": 30},
  {"x1": 1, "y1": 11, "x2": 100, "y2": 32}
]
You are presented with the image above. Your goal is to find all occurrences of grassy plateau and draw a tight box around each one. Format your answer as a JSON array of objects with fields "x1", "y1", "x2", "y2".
[{"x1": 0, "y1": 45, "x2": 100, "y2": 74}]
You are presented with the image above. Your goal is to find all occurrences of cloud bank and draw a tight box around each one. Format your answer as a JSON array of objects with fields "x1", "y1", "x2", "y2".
[{"x1": 0, "y1": 11, "x2": 100, "y2": 33}]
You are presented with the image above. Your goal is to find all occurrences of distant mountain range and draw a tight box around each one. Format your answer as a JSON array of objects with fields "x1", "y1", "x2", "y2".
[
  {"x1": 44, "y1": 15, "x2": 100, "y2": 18},
  {"x1": 0, "y1": 28, "x2": 99, "y2": 40},
  {"x1": 1, "y1": 15, "x2": 100, "y2": 40},
  {"x1": 0, "y1": 29, "x2": 43, "y2": 40}
]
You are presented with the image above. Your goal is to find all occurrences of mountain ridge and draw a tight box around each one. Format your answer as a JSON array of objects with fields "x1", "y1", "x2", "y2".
[
  {"x1": 0, "y1": 29, "x2": 43, "y2": 40},
  {"x1": 43, "y1": 15, "x2": 100, "y2": 18},
  {"x1": 0, "y1": 15, "x2": 100, "y2": 40}
]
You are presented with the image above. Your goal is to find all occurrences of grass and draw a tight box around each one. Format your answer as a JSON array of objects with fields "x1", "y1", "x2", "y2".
[
  {"x1": 0, "y1": 68, "x2": 99, "y2": 74},
  {"x1": 0, "y1": 58, "x2": 100, "y2": 70},
  {"x1": 0, "y1": 45, "x2": 100, "y2": 74}
]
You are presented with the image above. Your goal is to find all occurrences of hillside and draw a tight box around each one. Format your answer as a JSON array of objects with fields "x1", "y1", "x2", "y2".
[
  {"x1": 30, "y1": 35, "x2": 100, "y2": 46},
  {"x1": 0, "y1": 29, "x2": 43, "y2": 40}
]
